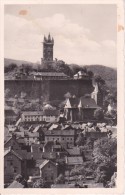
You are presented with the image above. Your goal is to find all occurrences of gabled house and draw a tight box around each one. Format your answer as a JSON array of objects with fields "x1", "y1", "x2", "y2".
[
  {"x1": 4, "y1": 135, "x2": 21, "y2": 151},
  {"x1": 39, "y1": 160, "x2": 58, "y2": 183},
  {"x1": 4, "y1": 148, "x2": 26, "y2": 184},
  {"x1": 65, "y1": 156, "x2": 83, "y2": 169},
  {"x1": 21, "y1": 111, "x2": 43, "y2": 122},
  {"x1": 44, "y1": 130, "x2": 75, "y2": 148},
  {"x1": 43, "y1": 109, "x2": 59, "y2": 123}
]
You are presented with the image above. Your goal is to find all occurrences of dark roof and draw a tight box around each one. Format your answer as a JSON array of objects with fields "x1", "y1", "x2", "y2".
[
  {"x1": 69, "y1": 98, "x2": 79, "y2": 108},
  {"x1": 4, "y1": 136, "x2": 19, "y2": 146},
  {"x1": 31, "y1": 144, "x2": 43, "y2": 153},
  {"x1": 79, "y1": 96, "x2": 99, "y2": 108},
  {"x1": 4, "y1": 149, "x2": 23, "y2": 160},
  {"x1": 45, "y1": 129, "x2": 75, "y2": 136},
  {"x1": 8, "y1": 181, "x2": 24, "y2": 188},
  {"x1": 5, "y1": 109, "x2": 17, "y2": 116},
  {"x1": 43, "y1": 109, "x2": 59, "y2": 116}
]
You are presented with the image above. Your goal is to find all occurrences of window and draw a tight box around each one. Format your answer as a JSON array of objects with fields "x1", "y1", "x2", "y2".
[
  {"x1": 48, "y1": 165, "x2": 50, "y2": 168},
  {"x1": 62, "y1": 138, "x2": 65, "y2": 140},
  {"x1": 67, "y1": 138, "x2": 69, "y2": 140},
  {"x1": 51, "y1": 175, "x2": 53, "y2": 180},
  {"x1": 70, "y1": 138, "x2": 73, "y2": 140},
  {"x1": 14, "y1": 168, "x2": 17, "y2": 173}
]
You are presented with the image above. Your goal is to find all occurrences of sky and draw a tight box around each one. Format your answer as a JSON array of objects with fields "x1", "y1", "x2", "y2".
[{"x1": 4, "y1": 4, "x2": 117, "y2": 68}]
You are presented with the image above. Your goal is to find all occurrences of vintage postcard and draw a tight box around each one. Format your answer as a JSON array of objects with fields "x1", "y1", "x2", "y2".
[{"x1": 0, "y1": 0, "x2": 124, "y2": 194}]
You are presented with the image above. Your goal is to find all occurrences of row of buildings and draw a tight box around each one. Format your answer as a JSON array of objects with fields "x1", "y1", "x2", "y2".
[{"x1": 4, "y1": 116, "x2": 112, "y2": 187}]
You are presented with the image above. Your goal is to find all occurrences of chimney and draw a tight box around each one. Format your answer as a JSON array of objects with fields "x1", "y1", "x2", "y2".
[
  {"x1": 43, "y1": 146, "x2": 45, "y2": 152},
  {"x1": 65, "y1": 156, "x2": 68, "y2": 164}
]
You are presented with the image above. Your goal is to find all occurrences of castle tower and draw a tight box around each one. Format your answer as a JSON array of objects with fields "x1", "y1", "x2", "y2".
[{"x1": 41, "y1": 33, "x2": 54, "y2": 68}]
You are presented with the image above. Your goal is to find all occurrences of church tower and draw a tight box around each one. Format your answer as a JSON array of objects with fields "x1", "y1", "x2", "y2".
[
  {"x1": 41, "y1": 33, "x2": 54, "y2": 68},
  {"x1": 91, "y1": 80, "x2": 103, "y2": 107}
]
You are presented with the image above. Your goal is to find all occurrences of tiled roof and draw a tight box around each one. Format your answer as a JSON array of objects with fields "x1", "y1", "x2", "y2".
[
  {"x1": 45, "y1": 129, "x2": 75, "y2": 136},
  {"x1": 8, "y1": 181, "x2": 24, "y2": 188},
  {"x1": 66, "y1": 156, "x2": 83, "y2": 165}
]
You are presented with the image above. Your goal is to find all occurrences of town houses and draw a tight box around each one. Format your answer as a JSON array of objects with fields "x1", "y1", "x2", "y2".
[{"x1": 4, "y1": 34, "x2": 117, "y2": 188}]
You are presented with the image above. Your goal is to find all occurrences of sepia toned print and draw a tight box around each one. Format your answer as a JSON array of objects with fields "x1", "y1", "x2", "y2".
[{"x1": 1, "y1": 1, "x2": 124, "y2": 193}]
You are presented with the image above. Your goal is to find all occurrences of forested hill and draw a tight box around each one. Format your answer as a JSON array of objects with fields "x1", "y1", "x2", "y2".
[{"x1": 68, "y1": 64, "x2": 117, "y2": 89}]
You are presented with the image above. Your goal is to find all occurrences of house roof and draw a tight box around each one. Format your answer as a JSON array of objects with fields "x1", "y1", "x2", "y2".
[
  {"x1": 68, "y1": 98, "x2": 79, "y2": 108},
  {"x1": 45, "y1": 129, "x2": 75, "y2": 136},
  {"x1": 4, "y1": 149, "x2": 23, "y2": 160},
  {"x1": 22, "y1": 111, "x2": 43, "y2": 116},
  {"x1": 34, "y1": 72, "x2": 67, "y2": 77},
  {"x1": 65, "y1": 156, "x2": 83, "y2": 165},
  {"x1": 4, "y1": 135, "x2": 18, "y2": 146},
  {"x1": 39, "y1": 159, "x2": 56, "y2": 169},
  {"x1": 79, "y1": 96, "x2": 99, "y2": 108},
  {"x1": 35, "y1": 159, "x2": 45, "y2": 167},
  {"x1": 5, "y1": 109, "x2": 17, "y2": 116},
  {"x1": 48, "y1": 123, "x2": 60, "y2": 131},
  {"x1": 66, "y1": 147, "x2": 81, "y2": 156},
  {"x1": 24, "y1": 132, "x2": 39, "y2": 137},
  {"x1": 8, "y1": 181, "x2": 24, "y2": 188},
  {"x1": 43, "y1": 109, "x2": 59, "y2": 116}
]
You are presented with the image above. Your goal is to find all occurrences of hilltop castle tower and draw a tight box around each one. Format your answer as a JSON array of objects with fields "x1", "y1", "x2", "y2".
[{"x1": 41, "y1": 33, "x2": 54, "y2": 68}]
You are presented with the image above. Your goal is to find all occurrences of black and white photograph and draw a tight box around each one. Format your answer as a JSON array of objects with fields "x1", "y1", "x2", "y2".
[{"x1": 2, "y1": 1, "x2": 124, "y2": 191}]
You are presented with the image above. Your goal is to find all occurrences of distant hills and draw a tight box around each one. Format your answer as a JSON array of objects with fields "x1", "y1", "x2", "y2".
[
  {"x1": 4, "y1": 58, "x2": 117, "y2": 89},
  {"x1": 4, "y1": 58, "x2": 36, "y2": 67}
]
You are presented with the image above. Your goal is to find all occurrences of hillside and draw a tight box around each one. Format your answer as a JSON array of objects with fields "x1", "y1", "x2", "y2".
[
  {"x1": 68, "y1": 64, "x2": 117, "y2": 89},
  {"x1": 4, "y1": 58, "x2": 36, "y2": 67}
]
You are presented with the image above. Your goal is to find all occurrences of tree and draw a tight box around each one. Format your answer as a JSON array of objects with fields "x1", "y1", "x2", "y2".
[
  {"x1": 94, "y1": 75, "x2": 105, "y2": 85},
  {"x1": 5, "y1": 88, "x2": 10, "y2": 98},
  {"x1": 93, "y1": 137, "x2": 117, "y2": 185},
  {"x1": 32, "y1": 178, "x2": 45, "y2": 188},
  {"x1": 94, "y1": 108, "x2": 104, "y2": 121},
  {"x1": 64, "y1": 92, "x2": 72, "y2": 99},
  {"x1": 75, "y1": 132, "x2": 85, "y2": 146},
  {"x1": 54, "y1": 174, "x2": 65, "y2": 184},
  {"x1": 5, "y1": 63, "x2": 17, "y2": 73},
  {"x1": 87, "y1": 70, "x2": 94, "y2": 78}
]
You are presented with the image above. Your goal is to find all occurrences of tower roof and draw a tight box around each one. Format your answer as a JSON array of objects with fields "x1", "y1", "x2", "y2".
[{"x1": 43, "y1": 33, "x2": 54, "y2": 43}]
